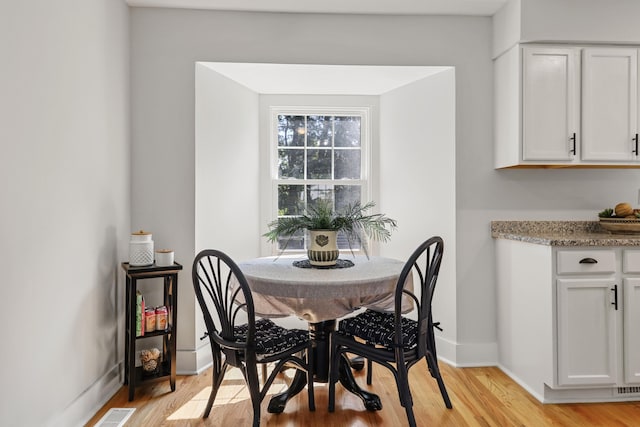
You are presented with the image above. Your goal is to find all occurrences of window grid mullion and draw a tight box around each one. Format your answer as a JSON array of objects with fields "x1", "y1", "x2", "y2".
[
  {"x1": 331, "y1": 116, "x2": 336, "y2": 182},
  {"x1": 304, "y1": 115, "x2": 308, "y2": 209}
]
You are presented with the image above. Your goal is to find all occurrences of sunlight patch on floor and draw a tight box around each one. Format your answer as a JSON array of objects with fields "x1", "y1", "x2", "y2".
[
  {"x1": 166, "y1": 387, "x2": 211, "y2": 420},
  {"x1": 167, "y1": 365, "x2": 296, "y2": 420}
]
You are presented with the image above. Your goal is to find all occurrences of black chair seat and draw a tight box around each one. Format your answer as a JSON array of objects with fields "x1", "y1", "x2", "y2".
[
  {"x1": 234, "y1": 318, "x2": 309, "y2": 355},
  {"x1": 338, "y1": 310, "x2": 418, "y2": 350}
]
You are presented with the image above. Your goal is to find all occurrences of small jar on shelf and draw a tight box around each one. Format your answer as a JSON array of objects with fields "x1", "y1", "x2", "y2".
[{"x1": 156, "y1": 306, "x2": 168, "y2": 331}]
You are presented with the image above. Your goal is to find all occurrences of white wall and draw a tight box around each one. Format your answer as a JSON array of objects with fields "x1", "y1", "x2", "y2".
[
  {"x1": 194, "y1": 64, "x2": 260, "y2": 260},
  {"x1": 520, "y1": 0, "x2": 640, "y2": 44},
  {"x1": 379, "y1": 69, "x2": 457, "y2": 360},
  {"x1": 0, "y1": 1, "x2": 130, "y2": 426},
  {"x1": 492, "y1": 0, "x2": 521, "y2": 58},
  {"x1": 192, "y1": 63, "x2": 261, "y2": 370},
  {"x1": 494, "y1": 0, "x2": 640, "y2": 58}
]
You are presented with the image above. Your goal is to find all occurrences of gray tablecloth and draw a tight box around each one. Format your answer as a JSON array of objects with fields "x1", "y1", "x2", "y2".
[{"x1": 238, "y1": 255, "x2": 413, "y2": 323}]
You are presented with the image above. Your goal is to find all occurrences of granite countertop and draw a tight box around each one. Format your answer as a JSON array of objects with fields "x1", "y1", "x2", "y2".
[{"x1": 491, "y1": 220, "x2": 640, "y2": 246}]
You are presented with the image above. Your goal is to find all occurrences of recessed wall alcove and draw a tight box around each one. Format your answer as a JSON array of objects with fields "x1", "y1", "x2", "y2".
[{"x1": 193, "y1": 62, "x2": 457, "y2": 361}]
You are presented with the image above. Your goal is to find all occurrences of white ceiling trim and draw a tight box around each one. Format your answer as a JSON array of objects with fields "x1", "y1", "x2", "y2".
[
  {"x1": 199, "y1": 63, "x2": 452, "y2": 95},
  {"x1": 126, "y1": 0, "x2": 507, "y2": 16}
]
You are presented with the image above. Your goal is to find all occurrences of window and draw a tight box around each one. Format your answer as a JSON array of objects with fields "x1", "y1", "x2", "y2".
[{"x1": 270, "y1": 108, "x2": 370, "y2": 252}]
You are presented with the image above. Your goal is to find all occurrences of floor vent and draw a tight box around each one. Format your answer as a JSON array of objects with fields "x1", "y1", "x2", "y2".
[
  {"x1": 94, "y1": 408, "x2": 136, "y2": 427},
  {"x1": 616, "y1": 386, "x2": 640, "y2": 395}
]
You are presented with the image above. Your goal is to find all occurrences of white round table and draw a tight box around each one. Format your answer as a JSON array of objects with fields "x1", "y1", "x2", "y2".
[{"x1": 238, "y1": 255, "x2": 412, "y2": 323}]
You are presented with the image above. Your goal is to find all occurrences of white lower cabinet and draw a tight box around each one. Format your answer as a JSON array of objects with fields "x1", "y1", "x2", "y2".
[
  {"x1": 555, "y1": 249, "x2": 619, "y2": 387},
  {"x1": 623, "y1": 278, "x2": 640, "y2": 384},
  {"x1": 555, "y1": 249, "x2": 640, "y2": 390},
  {"x1": 556, "y1": 278, "x2": 618, "y2": 386},
  {"x1": 496, "y1": 241, "x2": 640, "y2": 402}
]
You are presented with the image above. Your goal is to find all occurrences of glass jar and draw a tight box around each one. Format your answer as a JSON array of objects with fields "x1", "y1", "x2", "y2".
[
  {"x1": 155, "y1": 306, "x2": 168, "y2": 331},
  {"x1": 145, "y1": 307, "x2": 156, "y2": 332}
]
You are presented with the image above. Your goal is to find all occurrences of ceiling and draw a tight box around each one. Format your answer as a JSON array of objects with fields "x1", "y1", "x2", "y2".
[
  {"x1": 126, "y1": 0, "x2": 508, "y2": 16},
  {"x1": 200, "y1": 63, "x2": 452, "y2": 95}
]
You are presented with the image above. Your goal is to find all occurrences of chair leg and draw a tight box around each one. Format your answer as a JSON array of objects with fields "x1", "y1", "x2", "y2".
[
  {"x1": 395, "y1": 365, "x2": 416, "y2": 427},
  {"x1": 426, "y1": 352, "x2": 452, "y2": 409},
  {"x1": 405, "y1": 404, "x2": 418, "y2": 427},
  {"x1": 244, "y1": 363, "x2": 262, "y2": 427},
  {"x1": 204, "y1": 361, "x2": 227, "y2": 418},
  {"x1": 366, "y1": 357, "x2": 373, "y2": 385},
  {"x1": 395, "y1": 365, "x2": 413, "y2": 408}
]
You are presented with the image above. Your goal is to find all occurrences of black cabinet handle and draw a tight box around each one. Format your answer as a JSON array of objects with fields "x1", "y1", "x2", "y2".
[
  {"x1": 579, "y1": 257, "x2": 598, "y2": 264},
  {"x1": 633, "y1": 134, "x2": 639, "y2": 155},
  {"x1": 612, "y1": 284, "x2": 618, "y2": 310},
  {"x1": 569, "y1": 133, "x2": 576, "y2": 155}
]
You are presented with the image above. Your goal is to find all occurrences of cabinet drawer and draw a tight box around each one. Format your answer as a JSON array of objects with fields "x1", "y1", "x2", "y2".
[
  {"x1": 623, "y1": 250, "x2": 640, "y2": 273},
  {"x1": 556, "y1": 250, "x2": 616, "y2": 275}
]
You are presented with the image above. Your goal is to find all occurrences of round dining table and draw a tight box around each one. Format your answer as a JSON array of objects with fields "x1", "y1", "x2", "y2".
[{"x1": 238, "y1": 254, "x2": 412, "y2": 413}]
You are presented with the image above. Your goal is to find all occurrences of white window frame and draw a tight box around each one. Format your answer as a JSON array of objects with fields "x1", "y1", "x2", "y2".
[{"x1": 268, "y1": 106, "x2": 371, "y2": 255}]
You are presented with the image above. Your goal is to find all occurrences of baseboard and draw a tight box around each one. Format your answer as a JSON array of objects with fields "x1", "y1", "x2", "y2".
[
  {"x1": 49, "y1": 362, "x2": 123, "y2": 427},
  {"x1": 435, "y1": 336, "x2": 498, "y2": 367},
  {"x1": 497, "y1": 363, "x2": 546, "y2": 402},
  {"x1": 179, "y1": 337, "x2": 498, "y2": 373},
  {"x1": 177, "y1": 343, "x2": 212, "y2": 375},
  {"x1": 497, "y1": 363, "x2": 640, "y2": 404}
]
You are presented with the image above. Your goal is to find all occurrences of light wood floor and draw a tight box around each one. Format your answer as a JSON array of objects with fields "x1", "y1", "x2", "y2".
[{"x1": 86, "y1": 361, "x2": 640, "y2": 426}]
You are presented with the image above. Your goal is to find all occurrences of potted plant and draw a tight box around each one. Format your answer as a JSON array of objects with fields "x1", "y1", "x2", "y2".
[{"x1": 263, "y1": 200, "x2": 397, "y2": 267}]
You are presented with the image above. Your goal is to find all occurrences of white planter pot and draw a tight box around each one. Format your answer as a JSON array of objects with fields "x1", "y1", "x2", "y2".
[{"x1": 307, "y1": 229, "x2": 339, "y2": 267}]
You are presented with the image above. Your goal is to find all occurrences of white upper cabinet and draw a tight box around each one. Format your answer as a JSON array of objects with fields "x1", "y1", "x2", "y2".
[
  {"x1": 494, "y1": 44, "x2": 640, "y2": 168},
  {"x1": 522, "y1": 47, "x2": 581, "y2": 162},
  {"x1": 582, "y1": 48, "x2": 639, "y2": 161}
]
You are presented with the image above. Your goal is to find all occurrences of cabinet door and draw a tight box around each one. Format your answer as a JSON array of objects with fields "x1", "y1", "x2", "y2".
[
  {"x1": 624, "y1": 278, "x2": 640, "y2": 384},
  {"x1": 522, "y1": 47, "x2": 580, "y2": 161},
  {"x1": 556, "y1": 278, "x2": 617, "y2": 386},
  {"x1": 582, "y1": 48, "x2": 639, "y2": 161}
]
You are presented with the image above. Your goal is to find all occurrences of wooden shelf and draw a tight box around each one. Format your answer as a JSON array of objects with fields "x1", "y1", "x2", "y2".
[{"x1": 122, "y1": 261, "x2": 182, "y2": 401}]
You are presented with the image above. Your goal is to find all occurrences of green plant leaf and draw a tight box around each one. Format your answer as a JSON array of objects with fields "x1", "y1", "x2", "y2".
[{"x1": 263, "y1": 200, "x2": 397, "y2": 258}]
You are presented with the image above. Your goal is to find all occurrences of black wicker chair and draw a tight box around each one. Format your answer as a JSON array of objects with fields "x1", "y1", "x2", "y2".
[
  {"x1": 328, "y1": 237, "x2": 452, "y2": 427},
  {"x1": 192, "y1": 249, "x2": 315, "y2": 426}
]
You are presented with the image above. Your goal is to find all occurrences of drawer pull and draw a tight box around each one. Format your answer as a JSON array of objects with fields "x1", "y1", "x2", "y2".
[{"x1": 578, "y1": 257, "x2": 598, "y2": 264}]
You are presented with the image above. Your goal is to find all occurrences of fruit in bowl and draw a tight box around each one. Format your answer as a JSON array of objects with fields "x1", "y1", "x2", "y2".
[
  {"x1": 599, "y1": 203, "x2": 640, "y2": 219},
  {"x1": 615, "y1": 202, "x2": 634, "y2": 217},
  {"x1": 599, "y1": 205, "x2": 640, "y2": 233}
]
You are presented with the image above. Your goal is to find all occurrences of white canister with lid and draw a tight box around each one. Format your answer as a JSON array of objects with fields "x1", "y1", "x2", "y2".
[
  {"x1": 155, "y1": 249, "x2": 174, "y2": 267},
  {"x1": 129, "y1": 230, "x2": 154, "y2": 266}
]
